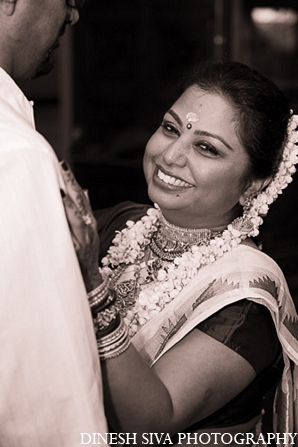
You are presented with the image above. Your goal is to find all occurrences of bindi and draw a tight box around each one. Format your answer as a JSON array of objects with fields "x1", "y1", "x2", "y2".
[{"x1": 186, "y1": 106, "x2": 202, "y2": 129}]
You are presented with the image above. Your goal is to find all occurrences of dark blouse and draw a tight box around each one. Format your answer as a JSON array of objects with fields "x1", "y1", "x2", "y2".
[
  {"x1": 198, "y1": 299, "x2": 280, "y2": 375},
  {"x1": 94, "y1": 201, "x2": 283, "y2": 428}
]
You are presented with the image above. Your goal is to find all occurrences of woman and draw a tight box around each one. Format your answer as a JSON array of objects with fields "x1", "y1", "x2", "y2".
[{"x1": 61, "y1": 62, "x2": 298, "y2": 445}]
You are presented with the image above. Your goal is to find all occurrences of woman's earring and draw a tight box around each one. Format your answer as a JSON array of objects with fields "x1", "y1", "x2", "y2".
[
  {"x1": 243, "y1": 197, "x2": 252, "y2": 215},
  {"x1": 232, "y1": 197, "x2": 254, "y2": 233}
]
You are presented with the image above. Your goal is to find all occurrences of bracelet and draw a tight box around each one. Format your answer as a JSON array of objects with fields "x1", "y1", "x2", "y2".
[
  {"x1": 95, "y1": 313, "x2": 122, "y2": 338},
  {"x1": 98, "y1": 325, "x2": 127, "y2": 352},
  {"x1": 96, "y1": 316, "x2": 126, "y2": 344},
  {"x1": 87, "y1": 276, "x2": 109, "y2": 299},
  {"x1": 99, "y1": 337, "x2": 130, "y2": 361},
  {"x1": 90, "y1": 289, "x2": 116, "y2": 315},
  {"x1": 93, "y1": 301, "x2": 119, "y2": 332},
  {"x1": 88, "y1": 276, "x2": 109, "y2": 308},
  {"x1": 97, "y1": 317, "x2": 130, "y2": 361}
]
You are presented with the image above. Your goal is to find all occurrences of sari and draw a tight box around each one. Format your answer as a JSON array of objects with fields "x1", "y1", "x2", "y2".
[
  {"x1": 131, "y1": 245, "x2": 298, "y2": 447},
  {"x1": 96, "y1": 203, "x2": 298, "y2": 446}
]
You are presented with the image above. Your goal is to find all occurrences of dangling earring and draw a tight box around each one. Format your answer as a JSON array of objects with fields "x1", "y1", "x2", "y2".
[
  {"x1": 243, "y1": 197, "x2": 252, "y2": 215},
  {"x1": 232, "y1": 196, "x2": 254, "y2": 233}
]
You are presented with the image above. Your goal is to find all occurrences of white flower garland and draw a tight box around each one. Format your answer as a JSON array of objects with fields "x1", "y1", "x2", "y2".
[{"x1": 101, "y1": 114, "x2": 298, "y2": 336}]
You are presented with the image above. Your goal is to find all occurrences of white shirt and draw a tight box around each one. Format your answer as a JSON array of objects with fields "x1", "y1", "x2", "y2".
[{"x1": 0, "y1": 67, "x2": 107, "y2": 446}]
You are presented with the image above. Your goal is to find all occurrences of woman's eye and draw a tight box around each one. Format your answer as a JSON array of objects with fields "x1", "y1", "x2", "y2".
[
  {"x1": 161, "y1": 122, "x2": 180, "y2": 136},
  {"x1": 195, "y1": 142, "x2": 219, "y2": 157}
]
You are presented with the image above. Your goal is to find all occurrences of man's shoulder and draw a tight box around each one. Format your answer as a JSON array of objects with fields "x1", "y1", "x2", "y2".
[
  {"x1": 0, "y1": 106, "x2": 53, "y2": 156},
  {"x1": 0, "y1": 81, "x2": 53, "y2": 155}
]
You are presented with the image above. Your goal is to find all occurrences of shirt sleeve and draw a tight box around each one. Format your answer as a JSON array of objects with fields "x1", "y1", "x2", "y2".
[
  {"x1": 197, "y1": 299, "x2": 281, "y2": 374},
  {"x1": 0, "y1": 146, "x2": 107, "y2": 446}
]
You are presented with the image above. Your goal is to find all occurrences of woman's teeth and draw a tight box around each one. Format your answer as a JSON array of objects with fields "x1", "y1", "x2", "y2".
[{"x1": 157, "y1": 169, "x2": 193, "y2": 188}]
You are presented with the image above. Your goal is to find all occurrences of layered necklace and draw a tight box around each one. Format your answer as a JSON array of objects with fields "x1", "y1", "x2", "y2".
[{"x1": 102, "y1": 206, "x2": 240, "y2": 336}]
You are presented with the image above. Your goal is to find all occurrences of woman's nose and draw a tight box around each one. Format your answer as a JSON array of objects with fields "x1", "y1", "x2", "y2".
[{"x1": 163, "y1": 141, "x2": 187, "y2": 167}]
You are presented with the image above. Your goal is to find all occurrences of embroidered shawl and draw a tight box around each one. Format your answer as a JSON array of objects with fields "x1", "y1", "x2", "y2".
[{"x1": 131, "y1": 245, "x2": 298, "y2": 445}]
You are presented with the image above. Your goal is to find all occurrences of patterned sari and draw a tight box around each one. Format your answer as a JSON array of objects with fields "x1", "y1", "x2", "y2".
[
  {"x1": 131, "y1": 245, "x2": 298, "y2": 446},
  {"x1": 96, "y1": 203, "x2": 298, "y2": 446}
]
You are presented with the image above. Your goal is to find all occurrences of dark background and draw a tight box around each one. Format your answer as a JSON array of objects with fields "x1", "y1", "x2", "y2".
[{"x1": 20, "y1": 0, "x2": 298, "y2": 306}]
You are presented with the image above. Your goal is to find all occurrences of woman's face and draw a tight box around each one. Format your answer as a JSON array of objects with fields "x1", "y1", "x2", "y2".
[{"x1": 143, "y1": 86, "x2": 253, "y2": 229}]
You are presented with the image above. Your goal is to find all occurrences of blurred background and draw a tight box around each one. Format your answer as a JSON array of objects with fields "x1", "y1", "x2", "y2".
[{"x1": 20, "y1": 0, "x2": 298, "y2": 305}]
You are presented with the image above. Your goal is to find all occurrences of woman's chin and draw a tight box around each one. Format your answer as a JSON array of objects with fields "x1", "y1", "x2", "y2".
[
  {"x1": 148, "y1": 182, "x2": 190, "y2": 207},
  {"x1": 149, "y1": 196, "x2": 186, "y2": 217},
  {"x1": 148, "y1": 189, "x2": 179, "y2": 210}
]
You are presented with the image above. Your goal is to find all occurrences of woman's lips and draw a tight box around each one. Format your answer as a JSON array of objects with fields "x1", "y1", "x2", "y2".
[{"x1": 156, "y1": 168, "x2": 194, "y2": 188}]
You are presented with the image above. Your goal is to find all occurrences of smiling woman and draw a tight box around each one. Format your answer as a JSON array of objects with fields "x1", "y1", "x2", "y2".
[
  {"x1": 144, "y1": 86, "x2": 256, "y2": 229},
  {"x1": 62, "y1": 61, "x2": 298, "y2": 446}
]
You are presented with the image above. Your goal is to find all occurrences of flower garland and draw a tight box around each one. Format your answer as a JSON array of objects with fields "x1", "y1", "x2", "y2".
[{"x1": 101, "y1": 114, "x2": 298, "y2": 336}]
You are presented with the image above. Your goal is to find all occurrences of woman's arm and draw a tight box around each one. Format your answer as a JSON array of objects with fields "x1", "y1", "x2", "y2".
[
  {"x1": 101, "y1": 327, "x2": 256, "y2": 439},
  {"x1": 60, "y1": 161, "x2": 102, "y2": 292}
]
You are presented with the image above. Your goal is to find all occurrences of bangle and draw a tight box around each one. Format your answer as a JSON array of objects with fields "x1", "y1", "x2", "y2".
[
  {"x1": 96, "y1": 313, "x2": 122, "y2": 338},
  {"x1": 93, "y1": 300, "x2": 119, "y2": 332},
  {"x1": 99, "y1": 336, "x2": 130, "y2": 361},
  {"x1": 97, "y1": 317, "x2": 130, "y2": 361},
  {"x1": 88, "y1": 277, "x2": 109, "y2": 307},
  {"x1": 87, "y1": 276, "x2": 109, "y2": 299},
  {"x1": 90, "y1": 289, "x2": 116, "y2": 314},
  {"x1": 96, "y1": 316, "x2": 125, "y2": 343}
]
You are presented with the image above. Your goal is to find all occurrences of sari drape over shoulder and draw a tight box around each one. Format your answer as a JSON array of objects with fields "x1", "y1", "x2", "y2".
[
  {"x1": 131, "y1": 245, "x2": 298, "y2": 445},
  {"x1": 96, "y1": 202, "x2": 298, "y2": 446}
]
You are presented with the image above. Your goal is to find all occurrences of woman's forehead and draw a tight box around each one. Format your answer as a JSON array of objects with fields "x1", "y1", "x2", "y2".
[
  {"x1": 168, "y1": 86, "x2": 243, "y2": 153},
  {"x1": 175, "y1": 86, "x2": 226, "y2": 108},
  {"x1": 171, "y1": 87, "x2": 237, "y2": 125}
]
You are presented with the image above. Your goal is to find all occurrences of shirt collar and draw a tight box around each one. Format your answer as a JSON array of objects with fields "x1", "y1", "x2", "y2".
[{"x1": 0, "y1": 66, "x2": 35, "y2": 128}]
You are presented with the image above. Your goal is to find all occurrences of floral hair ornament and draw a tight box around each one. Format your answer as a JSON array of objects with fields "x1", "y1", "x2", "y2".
[
  {"x1": 233, "y1": 112, "x2": 298, "y2": 237},
  {"x1": 101, "y1": 113, "x2": 298, "y2": 336},
  {"x1": 186, "y1": 111, "x2": 201, "y2": 129}
]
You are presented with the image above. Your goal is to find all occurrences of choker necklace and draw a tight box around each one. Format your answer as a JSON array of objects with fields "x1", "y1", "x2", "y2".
[{"x1": 149, "y1": 215, "x2": 220, "y2": 261}]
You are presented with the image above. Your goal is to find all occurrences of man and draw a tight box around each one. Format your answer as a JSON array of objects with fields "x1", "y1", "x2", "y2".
[{"x1": 0, "y1": 1, "x2": 107, "y2": 445}]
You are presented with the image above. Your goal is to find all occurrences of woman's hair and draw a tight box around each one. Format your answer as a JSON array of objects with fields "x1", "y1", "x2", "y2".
[{"x1": 177, "y1": 61, "x2": 291, "y2": 180}]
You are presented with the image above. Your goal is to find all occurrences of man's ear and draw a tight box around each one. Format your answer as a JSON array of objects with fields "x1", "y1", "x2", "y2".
[
  {"x1": 0, "y1": 0, "x2": 17, "y2": 16},
  {"x1": 239, "y1": 177, "x2": 271, "y2": 206}
]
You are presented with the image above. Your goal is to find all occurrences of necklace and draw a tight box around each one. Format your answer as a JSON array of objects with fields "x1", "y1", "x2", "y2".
[
  {"x1": 149, "y1": 214, "x2": 220, "y2": 261},
  {"x1": 111, "y1": 214, "x2": 220, "y2": 302},
  {"x1": 105, "y1": 208, "x2": 228, "y2": 336}
]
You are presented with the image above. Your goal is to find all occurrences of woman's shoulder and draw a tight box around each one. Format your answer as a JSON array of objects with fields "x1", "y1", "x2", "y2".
[
  {"x1": 219, "y1": 243, "x2": 287, "y2": 284},
  {"x1": 94, "y1": 201, "x2": 152, "y2": 260},
  {"x1": 94, "y1": 201, "x2": 151, "y2": 227},
  {"x1": 198, "y1": 299, "x2": 281, "y2": 374}
]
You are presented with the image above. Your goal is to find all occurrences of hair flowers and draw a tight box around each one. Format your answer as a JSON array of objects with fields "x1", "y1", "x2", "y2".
[
  {"x1": 101, "y1": 115, "x2": 298, "y2": 336},
  {"x1": 239, "y1": 113, "x2": 298, "y2": 237}
]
